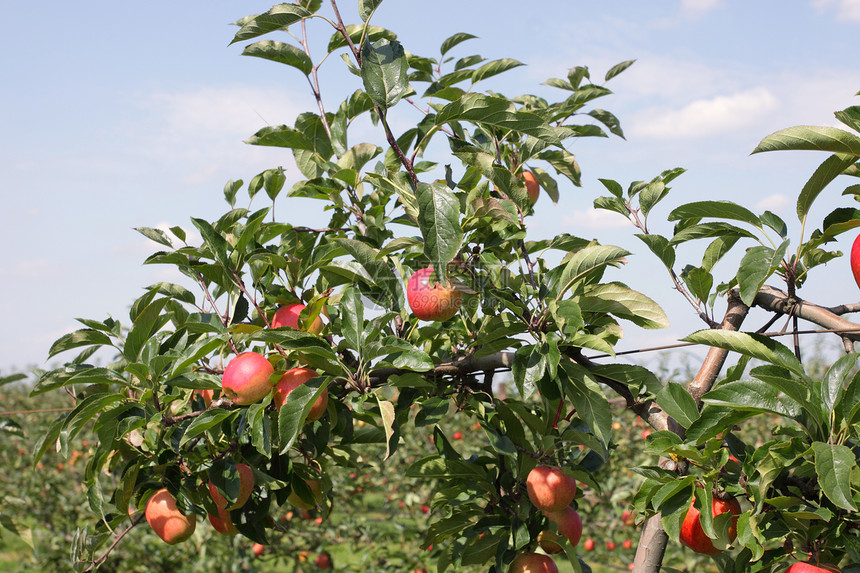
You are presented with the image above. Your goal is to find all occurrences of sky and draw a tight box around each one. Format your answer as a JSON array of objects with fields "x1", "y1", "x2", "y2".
[{"x1": 2, "y1": 0, "x2": 859, "y2": 373}]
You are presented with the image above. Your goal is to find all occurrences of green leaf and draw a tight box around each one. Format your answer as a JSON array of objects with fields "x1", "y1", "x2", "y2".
[
  {"x1": 334, "y1": 238, "x2": 402, "y2": 310},
  {"x1": 796, "y1": 153, "x2": 858, "y2": 221},
  {"x1": 134, "y1": 226, "x2": 173, "y2": 248},
  {"x1": 471, "y1": 58, "x2": 524, "y2": 84},
  {"x1": 820, "y1": 353, "x2": 857, "y2": 417},
  {"x1": 752, "y1": 125, "x2": 860, "y2": 156},
  {"x1": 230, "y1": 5, "x2": 312, "y2": 44},
  {"x1": 360, "y1": 39, "x2": 409, "y2": 109},
  {"x1": 577, "y1": 283, "x2": 669, "y2": 329},
  {"x1": 656, "y1": 382, "x2": 700, "y2": 429},
  {"x1": 440, "y1": 32, "x2": 477, "y2": 56},
  {"x1": 48, "y1": 329, "x2": 114, "y2": 359},
  {"x1": 180, "y1": 409, "x2": 237, "y2": 447},
  {"x1": 124, "y1": 297, "x2": 170, "y2": 362},
  {"x1": 416, "y1": 181, "x2": 462, "y2": 271},
  {"x1": 680, "y1": 265, "x2": 713, "y2": 303},
  {"x1": 737, "y1": 240, "x2": 789, "y2": 306},
  {"x1": 242, "y1": 40, "x2": 312, "y2": 75},
  {"x1": 635, "y1": 234, "x2": 675, "y2": 269},
  {"x1": 683, "y1": 330, "x2": 805, "y2": 377},
  {"x1": 358, "y1": 0, "x2": 382, "y2": 21},
  {"x1": 557, "y1": 245, "x2": 630, "y2": 298},
  {"x1": 812, "y1": 442, "x2": 858, "y2": 511},
  {"x1": 668, "y1": 201, "x2": 761, "y2": 227},
  {"x1": 339, "y1": 286, "x2": 364, "y2": 352},
  {"x1": 191, "y1": 217, "x2": 231, "y2": 271},
  {"x1": 703, "y1": 380, "x2": 802, "y2": 418},
  {"x1": 436, "y1": 93, "x2": 562, "y2": 144},
  {"x1": 588, "y1": 109, "x2": 625, "y2": 139},
  {"x1": 561, "y1": 362, "x2": 612, "y2": 447},
  {"x1": 605, "y1": 59, "x2": 636, "y2": 81}
]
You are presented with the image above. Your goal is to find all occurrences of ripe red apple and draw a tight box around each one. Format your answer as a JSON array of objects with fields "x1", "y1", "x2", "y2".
[
  {"x1": 622, "y1": 539, "x2": 633, "y2": 550},
  {"x1": 785, "y1": 561, "x2": 841, "y2": 573},
  {"x1": 288, "y1": 479, "x2": 322, "y2": 510},
  {"x1": 273, "y1": 367, "x2": 328, "y2": 422},
  {"x1": 544, "y1": 506, "x2": 582, "y2": 547},
  {"x1": 852, "y1": 233, "x2": 860, "y2": 289},
  {"x1": 315, "y1": 552, "x2": 332, "y2": 569},
  {"x1": 509, "y1": 552, "x2": 558, "y2": 573},
  {"x1": 420, "y1": 504, "x2": 430, "y2": 514},
  {"x1": 271, "y1": 303, "x2": 323, "y2": 334},
  {"x1": 606, "y1": 541, "x2": 616, "y2": 551},
  {"x1": 621, "y1": 509, "x2": 636, "y2": 526},
  {"x1": 145, "y1": 488, "x2": 197, "y2": 545},
  {"x1": 221, "y1": 352, "x2": 274, "y2": 405},
  {"x1": 526, "y1": 466, "x2": 577, "y2": 512},
  {"x1": 209, "y1": 463, "x2": 255, "y2": 510},
  {"x1": 679, "y1": 496, "x2": 741, "y2": 555},
  {"x1": 583, "y1": 538, "x2": 595, "y2": 551},
  {"x1": 406, "y1": 266, "x2": 463, "y2": 322},
  {"x1": 252, "y1": 542, "x2": 265, "y2": 557},
  {"x1": 522, "y1": 170, "x2": 540, "y2": 204},
  {"x1": 453, "y1": 431, "x2": 464, "y2": 440},
  {"x1": 208, "y1": 506, "x2": 238, "y2": 535}
]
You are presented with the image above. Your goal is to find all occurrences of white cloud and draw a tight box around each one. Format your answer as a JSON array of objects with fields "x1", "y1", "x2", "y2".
[
  {"x1": 628, "y1": 87, "x2": 779, "y2": 140},
  {"x1": 563, "y1": 208, "x2": 631, "y2": 230},
  {"x1": 681, "y1": 0, "x2": 723, "y2": 15},
  {"x1": 753, "y1": 193, "x2": 791, "y2": 213},
  {"x1": 812, "y1": 0, "x2": 860, "y2": 21}
]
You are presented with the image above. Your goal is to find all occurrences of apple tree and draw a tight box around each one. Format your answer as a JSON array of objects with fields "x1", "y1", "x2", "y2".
[{"x1": 29, "y1": 1, "x2": 860, "y2": 572}]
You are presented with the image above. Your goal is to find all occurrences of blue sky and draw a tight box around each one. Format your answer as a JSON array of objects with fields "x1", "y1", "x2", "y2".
[{"x1": 3, "y1": 0, "x2": 859, "y2": 371}]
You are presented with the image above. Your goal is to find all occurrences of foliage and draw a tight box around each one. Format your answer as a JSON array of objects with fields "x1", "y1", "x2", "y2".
[{"x1": 14, "y1": 2, "x2": 860, "y2": 573}]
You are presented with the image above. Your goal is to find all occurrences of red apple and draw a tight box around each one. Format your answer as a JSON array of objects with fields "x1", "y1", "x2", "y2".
[
  {"x1": 209, "y1": 463, "x2": 255, "y2": 510},
  {"x1": 679, "y1": 496, "x2": 741, "y2": 555},
  {"x1": 195, "y1": 388, "x2": 214, "y2": 406},
  {"x1": 509, "y1": 553, "x2": 558, "y2": 573},
  {"x1": 453, "y1": 431, "x2": 464, "y2": 440},
  {"x1": 208, "y1": 506, "x2": 238, "y2": 535},
  {"x1": 522, "y1": 170, "x2": 540, "y2": 204},
  {"x1": 420, "y1": 504, "x2": 430, "y2": 514},
  {"x1": 621, "y1": 509, "x2": 636, "y2": 526},
  {"x1": 221, "y1": 352, "x2": 274, "y2": 405},
  {"x1": 526, "y1": 466, "x2": 577, "y2": 512},
  {"x1": 606, "y1": 540, "x2": 616, "y2": 551},
  {"x1": 852, "y1": 233, "x2": 860, "y2": 289},
  {"x1": 544, "y1": 506, "x2": 582, "y2": 547},
  {"x1": 785, "y1": 563, "x2": 840, "y2": 573},
  {"x1": 622, "y1": 539, "x2": 633, "y2": 550},
  {"x1": 315, "y1": 552, "x2": 332, "y2": 569},
  {"x1": 145, "y1": 488, "x2": 197, "y2": 545},
  {"x1": 271, "y1": 303, "x2": 323, "y2": 334},
  {"x1": 537, "y1": 530, "x2": 564, "y2": 554},
  {"x1": 583, "y1": 538, "x2": 595, "y2": 551},
  {"x1": 406, "y1": 267, "x2": 463, "y2": 322},
  {"x1": 273, "y1": 367, "x2": 328, "y2": 422},
  {"x1": 252, "y1": 542, "x2": 265, "y2": 557}
]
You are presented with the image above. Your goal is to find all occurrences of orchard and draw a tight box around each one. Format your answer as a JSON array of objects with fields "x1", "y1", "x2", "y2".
[{"x1": 3, "y1": 1, "x2": 860, "y2": 572}]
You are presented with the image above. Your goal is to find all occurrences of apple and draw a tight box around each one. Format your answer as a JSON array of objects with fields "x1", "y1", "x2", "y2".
[
  {"x1": 252, "y1": 542, "x2": 265, "y2": 557},
  {"x1": 522, "y1": 170, "x2": 540, "y2": 204},
  {"x1": 526, "y1": 466, "x2": 577, "y2": 512},
  {"x1": 209, "y1": 463, "x2": 254, "y2": 510},
  {"x1": 621, "y1": 509, "x2": 636, "y2": 526},
  {"x1": 288, "y1": 478, "x2": 322, "y2": 510},
  {"x1": 221, "y1": 352, "x2": 274, "y2": 405},
  {"x1": 786, "y1": 563, "x2": 840, "y2": 573},
  {"x1": 420, "y1": 504, "x2": 430, "y2": 514},
  {"x1": 606, "y1": 541, "x2": 616, "y2": 551},
  {"x1": 537, "y1": 530, "x2": 564, "y2": 554},
  {"x1": 194, "y1": 388, "x2": 214, "y2": 406},
  {"x1": 271, "y1": 303, "x2": 323, "y2": 334},
  {"x1": 622, "y1": 539, "x2": 633, "y2": 550},
  {"x1": 544, "y1": 506, "x2": 582, "y2": 547},
  {"x1": 453, "y1": 431, "x2": 464, "y2": 440},
  {"x1": 145, "y1": 488, "x2": 197, "y2": 545},
  {"x1": 679, "y1": 496, "x2": 741, "y2": 555},
  {"x1": 583, "y1": 538, "x2": 595, "y2": 551},
  {"x1": 316, "y1": 552, "x2": 332, "y2": 569},
  {"x1": 406, "y1": 266, "x2": 463, "y2": 322},
  {"x1": 208, "y1": 506, "x2": 238, "y2": 535},
  {"x1": 509, "y1": 553, "x2": 558, "y2": 573},
  {"x1": 273, "y1": 367, "x2": 328, "y2": 422}
]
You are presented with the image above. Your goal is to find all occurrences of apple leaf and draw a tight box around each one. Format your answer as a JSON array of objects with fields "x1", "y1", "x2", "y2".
[
  {"x1": 656, "y1": 382, "x2": 700, "y2": 429},
  {"x1": 242, "y1": 40, "x2": 312, "y2": 75},
  {"x1": 796, "y1": 153, "x2": 857, "y2": 221},
  {"x1": 668, "y1": 200, "x2": 761, "y2": 227},
  {"x1": 377, "y1": 397, "x2": 397, "y2": 461},
  {"x1": 440, "y1": 32, "x2": 477, "y2": 56},
  {"x1": 179, "y1": 409, "x2": 238, "y2": 448},
  {"x1": 361, "y1": 39, "x2": 409, "y2": 110},
  {"x1": 561, "y1": 362, "x2": 612, "y2": 447},
  {"x1": 736, "y1": 240, "x2": 789, "y2": 306},
  {"x1": 557, "y1": 245, "x2": 630, "y2": 299},
  {"x1": 812, "y1": 442, "x2": 858, "y2": 511},
  {"x1": 576, "y1": 283, "x2": 669, "y2": 329},
  {"x1": 752, "y1": 125, "x2": 860, "y2": 156},
  {"x1": 416, "y1": 180, "x2": 462, "y2": 277},
  {"x1": 702, "y1": 379, "x2": 802, "y2": 418},
  {"x1": 230, "y1": 5, "x2": 312, "y2": 44}
]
